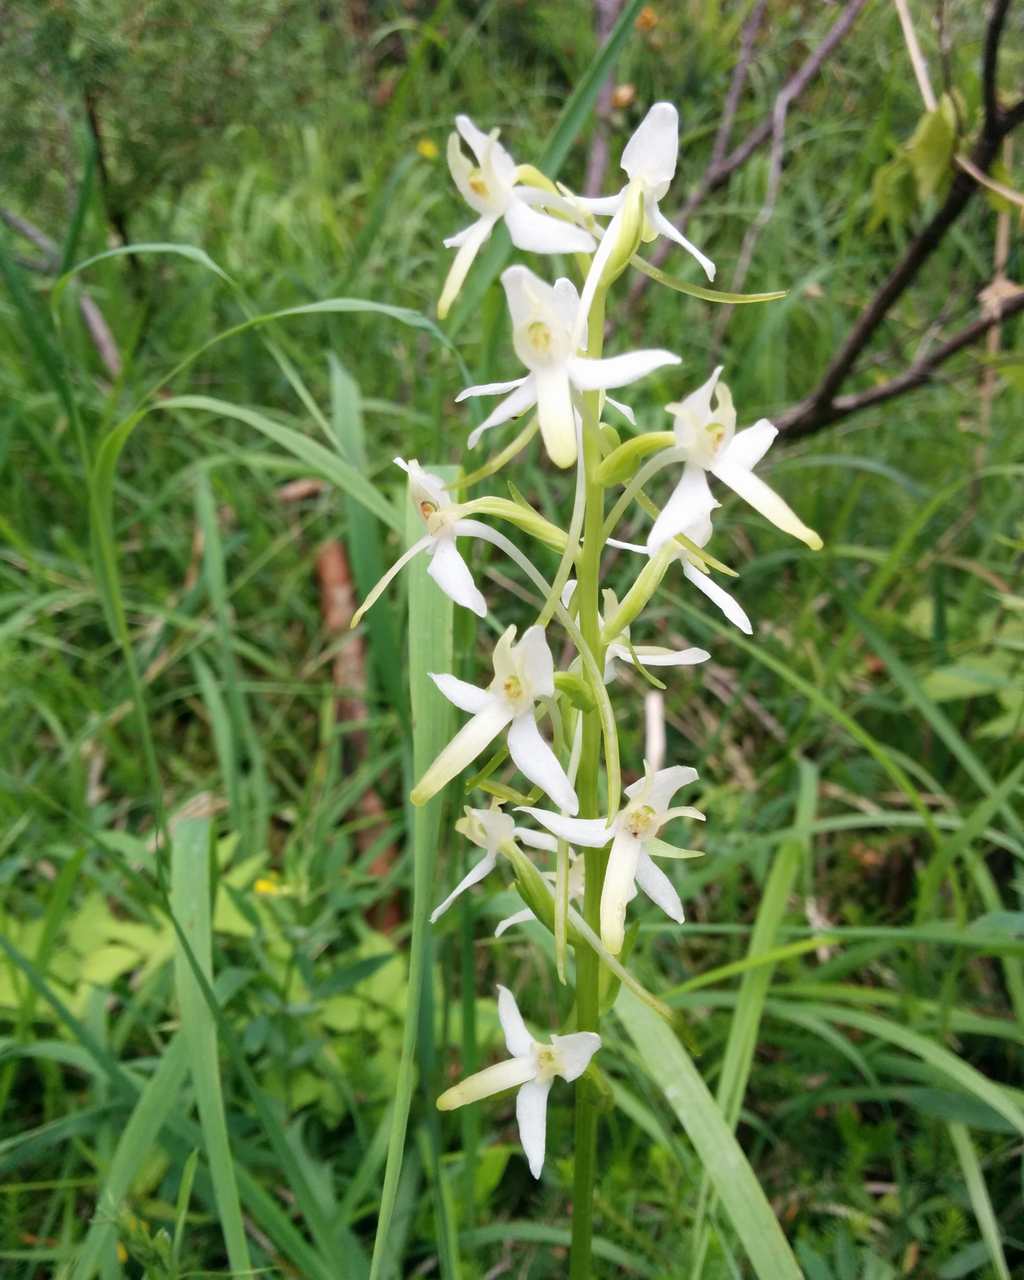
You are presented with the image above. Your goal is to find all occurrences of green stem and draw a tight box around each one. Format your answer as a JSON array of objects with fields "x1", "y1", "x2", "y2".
[{"x1": 570, "y1": 290, "x2": 608, "y2": 1280}]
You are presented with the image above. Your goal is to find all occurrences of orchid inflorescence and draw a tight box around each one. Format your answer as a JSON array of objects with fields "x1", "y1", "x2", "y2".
[{"x1": 354, "y1": 102, "x2": 821, "y2": 1199}]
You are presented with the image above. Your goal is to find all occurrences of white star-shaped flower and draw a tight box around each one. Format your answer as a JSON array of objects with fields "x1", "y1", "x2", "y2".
[
  {"x1": 437, "y1": 985, "x2": 601, "y2": 1179},
  {"x1": 457, "y1": 265, "x2": 680, "y2": 469},
  {"x1": 411, "y1": 625, "x2": 578, "y2": 814},
  {"x1": 439, "y1": 115, "x2": 595, "y2": 318},
  {"x1": 648, "y1": 367, "x2": 822, "y2": 553},
  {"x1": 520, "y1": 763, "x2": 703, "y2": 954}
]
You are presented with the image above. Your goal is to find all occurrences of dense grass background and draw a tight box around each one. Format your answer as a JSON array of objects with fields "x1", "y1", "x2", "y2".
[{"x1": 2, "y1": 1, "x2": 1023, "y2": 1276}]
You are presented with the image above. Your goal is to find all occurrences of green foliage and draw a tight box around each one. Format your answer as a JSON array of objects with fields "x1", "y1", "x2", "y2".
[{"x1": 2, "y1": 0, "x2": 1023, "y2": 1276}]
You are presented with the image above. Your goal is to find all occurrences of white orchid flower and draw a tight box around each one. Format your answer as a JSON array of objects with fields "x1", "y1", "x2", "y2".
[
  {"x1": 350, "y1": 458, "x2": 490, "y2": 626},
  {"x1": 430, "y1": 806, "x2": 517, "y2": 923},
  {"x1": 561, "y1": 579, "x2": 709, "y2": 680},
  {"x1": 439, "y1": 115, "x2": 595, "y2": 319},
  {"x1": 648, "y1": 367, "x2": 822, "y2": 553},
  {"x1": 495, "y1": 835, "x2": 586, "y2": 937},
  {"x1": 411, "y1": 624, "x2": 578, "y2": 813},
  {"x1": 457, "y1": 265, "x2": 680, "y2": 469},
  {"x1": 520, "y1": 762, "x2": 703, "y2": 954},
  {"x1": 609, "y1": 512, "x2": 753, "y2": 636},
  {"x1": 572, "y1": 102, "x2": 715, "y2": 346},
  {"x1": 437, "y1": 984, "x2": 601, "y2": 1178}
]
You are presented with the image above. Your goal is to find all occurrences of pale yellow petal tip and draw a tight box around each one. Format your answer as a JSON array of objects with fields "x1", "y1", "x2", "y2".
[
  {"x1": 436, "y1": 1089, "x2": 460, "y2": 1112},
  {"x1": 805, "y1": 530, "x2": 824, "y2": 552},
  {"x1": 437, "y1": 297, "x2": 451, "y2": 321},
  {"x1": 410, "y1": 784, "x2": 431, "y2": 807}
]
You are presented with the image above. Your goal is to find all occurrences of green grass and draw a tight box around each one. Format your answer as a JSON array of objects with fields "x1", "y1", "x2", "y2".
[{"x1": 2, "y1": 1, "x2": 1023, "y2": 1277}]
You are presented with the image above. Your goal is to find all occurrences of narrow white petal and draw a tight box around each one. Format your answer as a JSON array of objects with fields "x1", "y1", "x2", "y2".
[
  {"x1": 711, "y1": 459, "x2": 823, "y2": 550},
  {"x1": 466, "y1": 377, "x2": 538, "y2": 449},
  {"x1": 497, "y1": 984, "x2": 535, "y2": 1057},
  {"x1": 573, "y1": 192, "x2": 625, "y2": 215},
  {"x1": 718, "y1": 418, "x2": 777, "y2": 471},
  {"x1": 438, "y1": 216, "x2": 496, "y2": 319},
  {"x1": 508, "y1": 714, "x2": 579, "y2": 816},
  {"x1": 682, "y1": 561, "x2": 753, "y2": 634},
  {"x1": 505, "y1": 198, "x2": 595, "y2": 254},
  {"x1": 625, "y1": 764, "x2": 697, "y2": 812},
  {"x1": 552, "y1": 277, "x2": 582, "y2": 332},
  {"x1": 516, "y1": 1078, "x2": 552, "y2": 1179},
  {"x1": 429, "y1": 672, "x2": 491, "y2": 714},
  {"x1": 443, "y1": 221, "x2": 483, "y2": 250},
  {"x1": 437, "y1": 1056, "x2": 536, "y2": 1110},
  {"x1": 568, "y1": 349, "x2": 680, "y2": 392},
  {"x1": 650, "y1": 206, "x2": 716, "y2": 280},
  {"x1": 606, "y1": 537, "x2": 647, "y2": 554},
  {"x1": 573, "y1": 199, "x2": 628, "y2": 348},
  {"x1": 534, "y1": 365, "x2": 577, "y2": 469},
  {"x1": 455, "y1": 114, "x2": 493, "y2": 164},
  {"x1": 552, "y1": 1031, "x2": 601, "y2": 1082},
  {"x1": 494, "y1": 907, "x2": 536, "y2": 937},
  {"x1": 427, "y1": 539, "x2": 487, "y2": 616},
  {"x1": 517, "y1": 808, "x2": 611, "y2": 847},
  {"x1": 600, "y1": 830, "x2": 643, "y2": 955},
  {"x1": 647, "y1": 465, "x2": 716, "y2": 553},
  {"x1": 513, "y1": 827, "x2": 559, "y2": 852},
  {"x1": 604, "y1": 393, "x2": 636, "y2": 425},
  {"x1": 350, "y1": 535, "x2": 432, "y2": 628},
  {"x1": 628, "y1": 645, "x2": 711, "y2": 667},
  {"x1": 411, "y1": 700, "x2": 512, "y2": 806},
  {"x1": 621, "y1": 102, "x2": 679, "y2": 187},
  {"x1": 517, "y1": 625, "x2": 556, "y2": 698},
  {"x1": 635, "y1": 851, "x2": 685, "y2": 922},
  {"x1": 430, "y1": 851, "x2": 499, "y2": 923},
  {"x1": 456, "y1": 375, "x2": 528, "y2": 402}
]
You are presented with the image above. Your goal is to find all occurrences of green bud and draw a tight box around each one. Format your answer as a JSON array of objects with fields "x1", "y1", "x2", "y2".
[
  {"x1": 554, "y1": 671, "x2": 595, "y2": 712},
  {"x1": 455, "y1": 495, "x2": 568, "y2": 552},
  {"x1": 601, "y1": 541, "x2": 677, "y2": 644},
  {"x1": 598, "y1": 181, "x2": 645, "y2": 291},
  {"x1": 596, "y1": 431, "x2": 676, "y2": 486},
  {"x1": 599, "y1": 423, "x2": 621, "y2": 455}
]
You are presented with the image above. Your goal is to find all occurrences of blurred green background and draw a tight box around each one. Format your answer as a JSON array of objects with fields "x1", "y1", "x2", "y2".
[{"x1": 1, "y1": 1, "x2": 1023, "y2": 1277}]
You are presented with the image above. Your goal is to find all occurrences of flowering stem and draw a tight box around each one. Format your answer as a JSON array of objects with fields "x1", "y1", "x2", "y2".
[{"x1": 570, "y1": 288, "x2": 608, "y2": 1280}]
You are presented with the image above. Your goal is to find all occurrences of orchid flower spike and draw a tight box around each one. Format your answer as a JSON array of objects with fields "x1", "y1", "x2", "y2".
[
  {"x1": 437, "y1": 985, "x2": 601, "y2": 1178},
  {"x1": 495, "y1": 835, "x2": 586, "y2": 936},
  {"x1": 457, "y1": 265, "x2": 680, "y2": 469},
  {"x1": 520, "y1": 762, "x2": 704, "y2": 954},
  {"x1": 430, "y1": 806, "x2": 517, "y2": 924},
  {"x1": 609, "y1": 511, "x2": 754, "y2": 636},
  {"x1": 350, "y1": 459, "x2": 488, "y2": 627},
  {"x1": 573, "y1": 102, "x2": 715, "y2": 345},
  {"x1": 411, "y1": 624, "x2": 578, "y2": 813},
  {"x1": 439, "y1": 115, "x2": 595, "y2": 319},
  {"x1": 561, "y1": 580, "x2": 709, "y2": 680},
  {"x1": 649, "y1": 367, "x2": 823, "y2": 553}
]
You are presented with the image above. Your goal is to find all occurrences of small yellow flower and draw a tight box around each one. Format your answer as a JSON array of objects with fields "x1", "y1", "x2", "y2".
[
  {"x1": 417, "y1": 138, "x2": 439, "y2": 160},
  {"x1": 116, "y1": 1243, "x2": 128, "y2": 1264},
  {"x1": 254, "y1": 876, "x2": 284, "y2": 897}
]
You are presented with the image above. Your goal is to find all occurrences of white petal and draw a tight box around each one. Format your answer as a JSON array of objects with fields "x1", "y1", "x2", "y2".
[
  {"x1": 517, "y1": 808, "x2": 611, "y2": 847},
  {"x1": 621, "y1": 102, "x2": 679, "y2": 187},
  {"x1": 516, "y1": 1077, "x2": 552, "y2": 1179},
  {"x1": 600, "y1": 830, "x2": 642, "y2": 955},
  {"x1": 682, "y1": 561, "x2": 753, "y2": 634},
  {"x1": 517, "y1": 625, "x2": 556, "y2": 698},
  {"x1": 649, "y1": 206, "x2": 716, "y2": 281},
  {"x1": 438, "y1": 216, "x2": 497, "y2": 319},
  {"x1": 349, "y1": 535, "x2": 432, "y2": 628},
  {"x1": 534, "y1": 365, "x2": 577, "y2": 469},
  {"x1": 572, "y1": 198, "x2": 628, "y2": 348},
  {"x1": 513, "y1": 827, "x2": 559, "y2": 852},
  {"x1": 626, "y1": 764, "x2": 698, "y2": 812},
  {"x1": 672, "y1": 365, "x2": 724, "y2": 431},
  {"x1": 710, "y1": 459, "x2": 822, "y2": 550},
  {"x1": 430, "y1": 850, "x2": 499, "y2": 922},
  {"x1": 505, "y1": 198, "x2": 595, "y2": 254},
  {"x1": 552, "y1": 1031, "x2": 601, "y2": 1082},
  {"x1": 604, "y1": 393, "x2": 636, "y2": 425},
  {"x1": 466, "y1": 377, "x2": 538, "y2": 449},
  {"x1": 647, "y1": 465, "x2": 717, "y2": 553},
  {"x1": 623, "y1": 645, "x2": 711, "y2": 667},
  {"x1": 497, "y1": 984, "x2": 535, "y2": 1057},
  {"x1": 429, "y1": 671, "x2": 491, "y2": 714},
  {"x1": 410, "y1": 700, "x2": 513, "y2": 806},
  {"x1": 606, "y1": 537, "x2": 647, "y2": 555},
  {"x1": 635, "y1": 851, "x2": 685, "y2": 922},
  {"x1": 495, "y1": 907, "x2": 536, "y2": 937},
  {"x1": 455, "y1": 114, "x2": 494, "y2": 164},
  {"x1": 560, "y1": 578, "x2": 578, "y2": 609},
  {"x1": 508, "y1": 714, "x2": 579, "y2": 816},
  {"x1": 427, "y1": 539, "x2": 487, "y2": 617},
  {"x1": 718, "y1": 418, "x2": 777, "y2": 471},
  {"x1": 456, "y1": 375, "x2": 529, "y2": 402},
  {"x1": 552, "y1": 277, "x2": 582, "y2": 331},
  {"x1": 573, "y1": 192, "x2": 625, "y2": 215},
  {"x1": 568, "y1": 349, "x2": 680, "y2": 392},
  {"x1": 437, "y1": 1055, "x2": 536, "y2": 1110}
]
